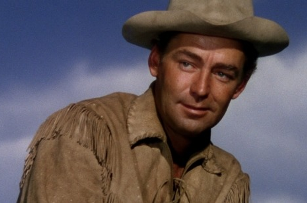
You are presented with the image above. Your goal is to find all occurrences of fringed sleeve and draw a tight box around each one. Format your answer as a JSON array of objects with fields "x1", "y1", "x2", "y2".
[
  {"x1": 223, "y1": 173, "x2": 250, "y2": 203},
  {"x1": 18, "y1": 102, "x2": 118, "y2": 203}
]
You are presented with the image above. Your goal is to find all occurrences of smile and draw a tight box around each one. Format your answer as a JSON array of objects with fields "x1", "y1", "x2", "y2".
[{"x1": 181, "y1": 103, "x2": 210, "y2": 117}]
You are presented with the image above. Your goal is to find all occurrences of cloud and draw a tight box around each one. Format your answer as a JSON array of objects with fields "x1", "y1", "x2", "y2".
[
  {"x1": 1, "y1": 45, "x2": 306, "y2": 202},
  {"x1": 68, "y1": 61, "x2": 154, "y2": 98},
  {"x1": 0, "y1": 136, "x2": 32, "y2": 203},
  {"x1": 253, "y1": 193, "x2": 306, "y2": 203}
]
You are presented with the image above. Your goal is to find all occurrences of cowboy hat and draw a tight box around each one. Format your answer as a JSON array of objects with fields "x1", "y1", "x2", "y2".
[{"x1": 122, "y1": 0, "x2": 289, "y2": 56}]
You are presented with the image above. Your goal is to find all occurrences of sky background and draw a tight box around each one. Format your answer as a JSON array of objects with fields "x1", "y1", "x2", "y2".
[{"x1": 1, "y1": 0, "x2": 306, "y2": 202}]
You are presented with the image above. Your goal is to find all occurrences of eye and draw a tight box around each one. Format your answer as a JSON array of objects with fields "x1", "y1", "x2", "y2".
[
  {"x1": 181, "y1": 61, "x2": 191, "y2": 67},
  {"x1": 179, "y1": 61, "x2": 193, "y2": 71},
  {"x1": 214, "y1": 71, "x2": 233, "y2": 82},
  {"x1": 217, "y1": 72, "x2": 227, "y2": 78}
]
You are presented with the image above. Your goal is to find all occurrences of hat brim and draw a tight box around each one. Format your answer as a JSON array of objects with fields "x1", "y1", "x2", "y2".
[{"x1": 122, "y1": 10, "x2": 289, "y2": 56}]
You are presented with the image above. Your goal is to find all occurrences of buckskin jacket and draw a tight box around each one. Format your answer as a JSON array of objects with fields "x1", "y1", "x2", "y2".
[{"x1": 18, "y1": 86, "x2": 250, "y2": 203}]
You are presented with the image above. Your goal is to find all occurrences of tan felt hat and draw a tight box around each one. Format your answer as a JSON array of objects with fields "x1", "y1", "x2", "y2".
[{"x1": 122, "y1": 0, "x2": 289, "y2": 56}]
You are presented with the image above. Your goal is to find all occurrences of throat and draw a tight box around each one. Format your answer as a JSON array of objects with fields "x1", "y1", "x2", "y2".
[
  {"x1": 172, "y1": 153, "x2": 188, "y2": 178},
  {"x1": 172, "y1": 163, "x2": 185, "y2": 178},
  {"x1": 166, "y1": 130, "x2": 212, "y2": 178}
]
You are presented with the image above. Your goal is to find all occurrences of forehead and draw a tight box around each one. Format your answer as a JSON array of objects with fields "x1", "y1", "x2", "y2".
[
  {"x1": 163, "y1": 33, "x2": 245, "y2": 67},
  {"x1": 166, "y1": 33, "x2": 244, "y2": 52}
]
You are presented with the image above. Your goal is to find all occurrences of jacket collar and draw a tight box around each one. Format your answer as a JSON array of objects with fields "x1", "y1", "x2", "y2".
[{"x1": 127, "y1": 86, "x2": 166, "y2": 146}]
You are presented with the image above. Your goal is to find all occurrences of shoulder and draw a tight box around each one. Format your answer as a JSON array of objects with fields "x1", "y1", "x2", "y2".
[
  {"x1": 81, "y1": 92, "x2": 137, "y2": 107},
  {"x1": 211, "y1": 144, "x2": 249, "y2": 183},
  {"x1": 27, "y1": 92, "x2": 138, "y2": 164},
  {"x1": 211, "y1": 145, "x2": 242, "y2": 171},
  {"x1": 21, "y1": 92, "x2": 137, "y2": 187},
  {"x1": 30, "y1": 92, "x2": 137, "y2": 145}
]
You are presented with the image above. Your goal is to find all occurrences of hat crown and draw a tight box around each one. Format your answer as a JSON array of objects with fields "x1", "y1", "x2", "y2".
[
  {"x1": 168, "y1": 0, "x2": 254, "y2": 24},
  {"x1": 122, "y1": 0, "x2": 289, "y2": 56}
]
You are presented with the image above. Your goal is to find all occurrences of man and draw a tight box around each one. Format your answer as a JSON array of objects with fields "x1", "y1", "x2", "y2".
[{"x1": 17, "y1": 0, "x2": 288, "y2": 202}]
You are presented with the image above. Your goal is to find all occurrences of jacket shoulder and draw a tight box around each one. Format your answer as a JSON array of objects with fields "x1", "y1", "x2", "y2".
[
  {"x1": 20, "y1": 92, "x2": 137, "y2": 189},
  {"x1": 80, "y1": 92, "x2": 137, "y2": 117},
  {"x1": 211, "y1": 144, "x2": 244, "y2": 172}
]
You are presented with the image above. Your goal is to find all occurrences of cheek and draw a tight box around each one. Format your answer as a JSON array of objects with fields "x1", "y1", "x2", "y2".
[
  {"x1": 162, "y1": 69, "x2": 188, "y2": 93},
  {"x1": 211, "y1": 83, "x2": 238, "y2": 105}
]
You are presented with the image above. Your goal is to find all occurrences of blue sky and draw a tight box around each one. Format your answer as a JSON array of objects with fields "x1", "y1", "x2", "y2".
[{"x1": 1, "y1": 1, "x2": 307, "y2": 202}]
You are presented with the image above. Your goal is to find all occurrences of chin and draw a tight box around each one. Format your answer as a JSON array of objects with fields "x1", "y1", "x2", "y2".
[{"x1": 179, "y1": 124, "x2": 211, "y2": 137}]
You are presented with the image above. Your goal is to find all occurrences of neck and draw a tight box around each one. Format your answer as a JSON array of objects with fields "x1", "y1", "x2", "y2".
[{"x1": 166, "y1": 129, "x2": 211, "y2": 167}]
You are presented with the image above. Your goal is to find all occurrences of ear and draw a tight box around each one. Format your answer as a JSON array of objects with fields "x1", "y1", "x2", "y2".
[
  {"x1": 148, "y1": 45, "x2": 161, "y2": 77},
  {"x1": 232, "y1": 75, "x2": 250, "y2": 99}
]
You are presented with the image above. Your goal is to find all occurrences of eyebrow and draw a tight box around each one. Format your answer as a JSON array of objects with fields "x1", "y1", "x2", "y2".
[
  {"x1": 214, "y1": 63, "x2": 239, "y2": 71},
  {"x1": 171, "y1": 49, "x2": 203, "y2": 64},
  {"x1": 213, "y1": 63, "x2": 241, "y2": 77},
  {"x1": 172, "y1": 49, "x2": 241, "y2": 70}
]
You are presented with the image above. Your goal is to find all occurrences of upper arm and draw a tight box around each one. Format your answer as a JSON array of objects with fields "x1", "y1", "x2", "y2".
[
  {"x1": 17, "y1": 103, "x2": 114, "y2": 202},
  {"x1": 18, "y1": 136, "x2": 104, "y2": 203}
]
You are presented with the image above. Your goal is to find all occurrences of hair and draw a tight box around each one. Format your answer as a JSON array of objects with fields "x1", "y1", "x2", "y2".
[
  {"x1": 240, "y1": 41, "x2": 259, "y2": 78},
  {"x1": 153, "y1": 32, "x2": 259, "y2": 79}
]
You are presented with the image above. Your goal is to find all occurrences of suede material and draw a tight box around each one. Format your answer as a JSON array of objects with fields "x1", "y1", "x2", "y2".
[{"x1": 18, "y1": 87, "x2": 249, "y2": 202}]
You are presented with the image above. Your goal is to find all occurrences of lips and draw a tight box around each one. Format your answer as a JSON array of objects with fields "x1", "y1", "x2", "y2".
[{"x1": 180, "y1": 103, "x2": 211, "y2": 117}]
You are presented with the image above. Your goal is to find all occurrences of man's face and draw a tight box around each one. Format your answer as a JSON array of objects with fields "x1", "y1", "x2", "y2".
[{"x1": 149, "y1": 33, "x2": 248, "y2": 139}]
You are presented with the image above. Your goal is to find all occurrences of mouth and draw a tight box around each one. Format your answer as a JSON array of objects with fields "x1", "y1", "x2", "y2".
[{"x1": 181, "y1": 103, "x2": 210, "y2": 117}]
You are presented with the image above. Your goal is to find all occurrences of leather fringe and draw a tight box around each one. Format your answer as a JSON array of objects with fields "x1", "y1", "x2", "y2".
[
  {"x1": 223, "y1": 174, "x2": 250, "y2": 203},
  {"x1": 20, "y1": 103, "x2": 116, "y2": 199},
  {"x1": 105, "y1": 193, "x2": 123, "y2": 203}
]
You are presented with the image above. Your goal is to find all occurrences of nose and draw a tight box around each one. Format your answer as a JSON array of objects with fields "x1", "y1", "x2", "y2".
[{"x1": 190, "y1": 70, "x2": 210, "y2": 101}]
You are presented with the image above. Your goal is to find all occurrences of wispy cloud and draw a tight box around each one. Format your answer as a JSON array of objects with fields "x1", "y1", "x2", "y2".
[
  {"x1": 253, "y1": 193, "x2": 307, "y2": 203},
  {"x1": 0, "y1": 136, "x2": 32, "y2": 203}
]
